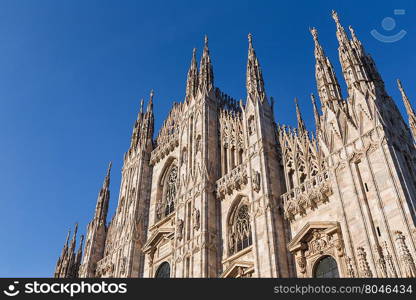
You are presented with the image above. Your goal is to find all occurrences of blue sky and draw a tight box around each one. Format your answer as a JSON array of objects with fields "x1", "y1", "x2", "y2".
[{"x1": 0, "y1": 0, "x2": 414, "y2": 277}]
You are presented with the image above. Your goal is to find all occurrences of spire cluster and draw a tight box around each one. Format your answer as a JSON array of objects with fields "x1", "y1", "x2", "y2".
[
  {"x1": 309, "y1": 26, "x2": 342, "y2": 110},
  {"x1": 54, "y1": 223, "x2": 84, "y2": 278},
  {"x1": 129, "y1": 90, "x2": 155, "y2": 154}
]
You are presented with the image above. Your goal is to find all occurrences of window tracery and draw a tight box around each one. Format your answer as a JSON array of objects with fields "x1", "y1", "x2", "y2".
[
  {"x1": 156, "y1": 164, "x2": 178, "y2": 221},
  {"x1": 229, "y1": 201, "x2": 252, "y2": 256}
]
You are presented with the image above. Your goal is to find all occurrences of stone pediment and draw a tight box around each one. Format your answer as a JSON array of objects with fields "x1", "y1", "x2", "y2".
[
  {"x1": 220, "y1": 260, "x2": 254, "y2": 278},
  {"x1": 288, "y1": 221, "x2": 340, "y2": 253},
  {"x1": 142, "y1": 227, "x2": 174, "y2": 254}
]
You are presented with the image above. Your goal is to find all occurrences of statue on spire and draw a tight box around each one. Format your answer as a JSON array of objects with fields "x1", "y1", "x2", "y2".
[
  {"x1": 246, "y1": 33, "x2": 266, "y2": 102},
  {"x1": 199, "y1": 35, "x2": 214, "y2": 92},
  {"x1": 309, "y1": 26, "x2": 342, "y2": 108},
  {"x1": 186, "y1": 48, "x2": 199, "y2": 101}
]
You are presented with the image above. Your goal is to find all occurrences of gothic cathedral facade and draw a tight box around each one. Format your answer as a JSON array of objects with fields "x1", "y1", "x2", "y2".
[{"x1": 55, "y1": 11, "x2": 416, "y2": 278}]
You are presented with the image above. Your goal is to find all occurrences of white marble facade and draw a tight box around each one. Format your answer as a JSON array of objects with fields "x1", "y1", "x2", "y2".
[{"x1": 55, "y1": 11, "x2": 416, "y2": 278}]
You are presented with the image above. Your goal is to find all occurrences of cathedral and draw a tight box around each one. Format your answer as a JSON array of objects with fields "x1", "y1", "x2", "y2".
[{"x1": 54, "y1": 11, "x2": 416, "y2": 278}]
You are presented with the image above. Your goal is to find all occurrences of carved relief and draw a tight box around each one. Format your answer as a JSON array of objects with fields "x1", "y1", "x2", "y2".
[
  {"x1": 193, "y1": 208, "x2": 200, "y2": 231},
  {"x1": 288, "y1": 222, "x2": 345, "y2": 278},
  {"x1": 382, "y1": 241, "x2": 398, "y2": 278},
  {"x1": 216, "y1": 164, "x2": 248, "y2": 199},
  {"x1": 345, "y1": 256, "x2": 356, "y2": 278},
  {"x1": 176, "y1": 219, "x2": 184, "y2": 241},
  {"x1": 394, "y1": 231, "x2": 416, "y2": 277},
  {"x1": 282, "y1": 171, "x2": 332, "y2": 221},
  {"x1": 120, "y1": 257, "x2": 127, "y2": 275},
  {"x1": 252, "y1": 171, "x2": 261, "y2": 192},
  {"x1": 356, "y1": 247, "x2": 373, "y2": 278},
  {"x1": 296, "y1": 255, "x2": 307, "y2": 274}
]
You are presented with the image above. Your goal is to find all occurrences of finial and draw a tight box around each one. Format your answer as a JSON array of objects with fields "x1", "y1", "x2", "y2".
[
  {"x1": 349, "y1": 25, "x2": 357, "y2": 39},
  {"x1": 310, "y1": 93, "x2": 316, "y2": 104},
  {"x1": 204, "y1": 35, "x2": 208, "y2": 47},
  {"x1": 192, "y1": 47, "x2": 197, "y2": 57},
  {"x1": 397, "y1": 78, "x2": 403, "y2": 91},
  {"x1": 310, "y1": 27, "x2": 318, "y2": 41},
  {"x1": 140, "y1": 98, "x2": 144, "y2": 113},
  {"x1": 65, "y1": 229, "x2": 71, "y2": 245},
  {"x1": 147, "y1": 89, "x2": 154, "y2": 112},
  {"x1": 248, "y1": 33, "x2": 253, "y2": 48},
  {"x1": 332, "y1": 10, "x2": 340, "y2": 24},
  {"x1": 107, "y1": 161, "x2": 112, "y2": 175}
]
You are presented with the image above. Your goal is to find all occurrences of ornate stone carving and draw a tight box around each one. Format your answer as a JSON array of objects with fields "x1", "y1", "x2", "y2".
[
  {"x1": 176, "y1": 218, "x2": 184, "y2": 241},
  {"x1": 216, "y1": 164, "x2": 248, "y2": 199},
  {"x1": 296, "y1": 255, "x2": 307, "y2": 274},
  {"x1": 229, "y1": 201, "x2": 252, "y2": 256},
  {"x1": 252, "y1": 171, "x2": 261, "y2": 192},
  {"x1": 288, "y1": 222, "x2": 345, "y2": 277},
  {"x1": 195, "y1": 135, "x2": 201, "y2": 153},
  {"x1": 193, "y1": 208, "x2": 200, "y2": 231},
  {"x1": 381, "y1": 241, "x2": 397, "y2": 278},
  {"x1": 282, "y1": 170, "x2": 332, "y2": 221},
  {"x1": 375, "y1": 245, "x2": 388, "y2": 278},
  {"x1": 120, "y1": 257, "x2": 127, "y2": 275},
  {"x1": 345, "y1": 256, "x2": 356, "y2": 278},
  {"x1": 356, "y1": 247, "x2": 373, "y2": 278},
  {"x1": 394, "y1": 231, "x2": 416, "y2": 277},
  {"x1": 307, "y1": 230, "x2": 327, "y2": 255}
]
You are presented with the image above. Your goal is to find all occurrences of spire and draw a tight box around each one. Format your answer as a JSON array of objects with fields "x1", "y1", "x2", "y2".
[
  {"x1": 94, "y1": 162, "x2": 111, "y2": 223},
  {"x1": 294, "y1": 97, "x2": 306, "y2": 134},
  {"x1": 310, "y1": 27, "x2": 342, "y2": 109},
  {"x1": 246, "y1": 33, "x2": 266, "y2": 102},
  {"x1": 398, "y1": 79, "x2": 416, "y2": 140},
  {"x1": 69, "y1": 223, "x2": 78, "y2": 252},
  {"x1": 332, "y1": 10, "x2": 349, "y2": 45},
  {"x1": 147, "y1": 89, "x2": 154, "y2": 113},
  {"x1": 186, "y1": 48, "x2": 199, "y2": 101},
  {"x1": 104, "y1": 161, "x2": 112, "y2": 188},
  {"x1": 60, "y1": 229, "x2": 71, "y2": 257},
  {"x1": 199, "y1": 35, "x2": 214, "y2": 92},
  {"x1": 76, "y1": 235, "x2": 84, "y2": 263},
  {"x1": 311, "y1": 93, "x2": 321, "y2": 131},
  {"x1": 331, "y1": 10, "x2": 384, "y2": 92},
  {"x1": 65, "y1": 229, "x2": 70, "y2": 246}
]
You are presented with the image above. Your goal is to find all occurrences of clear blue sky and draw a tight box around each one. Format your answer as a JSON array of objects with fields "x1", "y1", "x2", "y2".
[{"x1": 0, "y1": 0, "x2": 414, "y2": 277}]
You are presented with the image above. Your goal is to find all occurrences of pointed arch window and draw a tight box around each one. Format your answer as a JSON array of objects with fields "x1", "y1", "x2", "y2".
[
  {"x1": 229, "y1": 200, "x2": 252, "y2": 256},
  {"x1": 164, "y1": 165, "x2": 177, "y2": 216},
  {"x1": 156, "y1": 164, "x2": 178, "y2": 221}
]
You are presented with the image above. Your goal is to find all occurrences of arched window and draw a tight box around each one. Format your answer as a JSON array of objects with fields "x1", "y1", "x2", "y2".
[
  {"x1": 155, "y1": 262, "x2": 170, "y2": 278},
  {"x1": 156, "y1": 164, "x2": 178, "y2": 221},
  {"x1": 164, "y1": 165, "x2": 177, "y2": 216},
  {"x1": 229, "y1": 201, "x2": 252, "y2": 256},
  {"x1": 314, "y1": 256, "x2": 339, "y2": 278}
]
